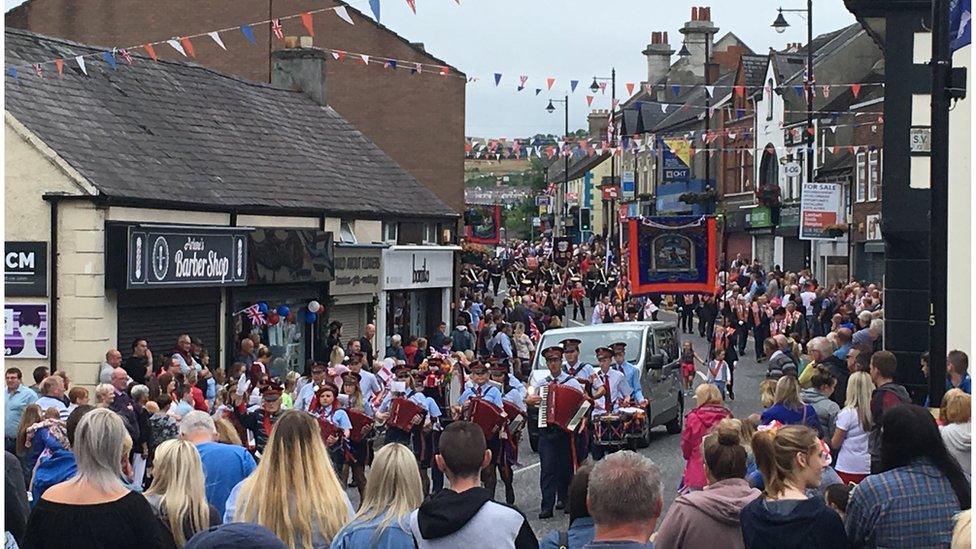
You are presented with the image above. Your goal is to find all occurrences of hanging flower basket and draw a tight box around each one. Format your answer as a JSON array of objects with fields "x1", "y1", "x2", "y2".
[
  {"x1": 679, "y1": 188, "x2": 719, "y2": 205},
  {"x1": 824, "y1": 224, "x2": 848, "y2": 238}
]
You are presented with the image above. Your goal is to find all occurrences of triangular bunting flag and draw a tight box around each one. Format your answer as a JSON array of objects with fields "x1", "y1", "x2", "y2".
[
  {"x1": 519, "y1": 75, "x2": 528, "y2": 86},
  {"x1": 102, "y1": 51, "x2": 118, "y2": 69},
  {"x1": 144, "y1": 43, "x2": 157, "y2": 61},
  {"x1": 240, "y1": 25, "x2": 257, "y2": 45},
  {"x1": 851, "y1": 83, "x2": 861, "y2": 98},
  {"x1": 598, "y1": 81, "x2": 607, "y2": 93},
  {"x1": 586, "y1": 95, "x2": 594, "y2": 106},
  {"x1": 822, "y1": 85, "x2": 831, "y2": 98},
  {"x1": 33, "y1": 64, "x2": 42, "y2": 77},
  {"x1": 570, "y1": 80, "x2": 579, "y2": 93},
  {"x1": 301, "y1": 12, "x2": 315, "y2": 35},
  {"x1": 335, "y1": 6, "x2": 354, "y2": 25},
  {"x1": 6, "y1": 67, "x2": 17, "y2": 82},
  {"x1": 661, "y1": 103, "x2": 667, "y2": 113},
  {"x1": 412, "y1": 62, "x2": 423, "y2": 74},
  {"x1": 360, "y1": 54, "x2": 370, "y2": 65},
  {"x1": 517, "y1": 86, "x2": 524, "y2": 92},
  {"x1": 546, "y1": 77, "x2": 555, "y2": 90},
  {"x1": 180, "y1": 37, "x2": 196, "y2": 58},
  {"x1": 704, "y1": 85, "x2": 714, "y2": 98},
  {"x1": 644, "y1": 83, "x2": 653, "y2": 94},
  {"x1": 208, "y1": 31, "x2": 226, "y2": 50},
  {"x1": 793, "y1": 85, "x2": 803, "y2": 97},
  {"x1": 625, "y1": 82, "x2": 634, "y2": 96},
  {"x1": 406, "y1": 0, "x2": 417, "y2": 14},
  {"x1": 385, "y1": 60, "x2": 397, "y2": 69},
  {"x1": 167, "y1": 39, "x2": 187, "y2": 57},
  {"x1": 734, "y1": 85, "x2": 745, "y2": 98},
  {"x1": 331, "y1": 51, "x2": 343, "y2": 60},
  {"x1": 75, "y1": 56, "x2": 87, "y2": 75},
  {"x1": 671, "y1": 84, "x2": 681, "y2": 96},
  {"x1": 494, "y1": 73, "x2": 502, "y2": 86},
  {"x1": 369, "y1": 0, "x2": 381, "y2": 21},
  {"x1": 119, "y1": 49, "x2": 133, "y2": 64},
  {"x1": 439, "y1": 66, "x2": 449, "y2": 76},
  {"x1": 535, "y1": 88, "x2": 541, "y2": 96},
  {"x1": 54, "y1": 58, "x2": 64, "y2": 77}
]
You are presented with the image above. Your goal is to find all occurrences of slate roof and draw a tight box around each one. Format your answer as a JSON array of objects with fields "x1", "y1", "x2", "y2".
[
  {"x1": 741, "y1": 54, "x2": 768, "y2": 91},
  {"x1": 4, "y1": 29, "x2": 456, "y2": 218}
]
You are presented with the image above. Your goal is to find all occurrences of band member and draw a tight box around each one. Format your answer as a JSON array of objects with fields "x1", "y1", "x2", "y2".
[
  {"x1": 749, "y1": 296, "x2": 772, "y2": 361},
  {"x1": 308, "y1": 382, "x2": 351, "y2": 473},
  {"x1": 488, "y1": 361, "x2": 523, "y2": 504},
  {"x1": 610, "y1": 342, "x2": 646, "y2": 405},
  {"x1": 590, "y1": 347, "x2": 633, "y2": 460},
  {"x1": 678, "y1": 294, "x2": 697, "y2": 334},
  {"x1": 456, "y1": 361, "x2": 504, "y2": 410},
  {"x1": 232, "y1": 380, "x2": 286, "y2": 458},
  {"x1": 524, "y1": 345, "x2": 583, "y2": 519},
  {"x1": 294, "y1": 362, "x2": 329, "y2": 412},
  {"x1": 347, "y1": 351, "x2": 382, "y2": 405},
  {"x1": 733, "y1": 295, "x2": 750, "y2": 356},
  {"x1": 560, "y1": 338, "x2": 595, "y2": 388},
  {"x1": 375, "y1": 366, "x2": 442, "y2": 496},
  {"x1": 340, "y1": 372, "x2": 370, "y2": 498}
]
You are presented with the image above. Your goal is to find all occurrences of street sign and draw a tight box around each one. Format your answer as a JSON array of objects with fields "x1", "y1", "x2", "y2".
[
  {"x1": 535, "y1": 195, "x2": 551, "y2": 207},
  {"x1": 602, "y1": 186, "x2": 620, "y2": 200},
  {"x1": 910, "y1": 127, "x2": 932, "y2": 153},
  {"x1": 783, "y1": 162, "x2": 802, "y2": 178},
  {"x1": 621, "y1": 171, "x2": 635, "y2": 199},
  {"x1": 532, "y1": 216, "x2": 541, "y2": 227}
]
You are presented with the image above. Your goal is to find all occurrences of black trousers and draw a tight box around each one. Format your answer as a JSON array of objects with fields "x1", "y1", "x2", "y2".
[
  {"x1": 490, "y1": 276, "x2": 502, "y2": 296},
  {"x1": 752, "y1": 325, "x2": 768, "y2": 359},
  {"x1": 572, "y1": 299, "x2": 585, "y2": 320},
  {"x1": 700, "y1": 317, "x2": 715, "y2": 339},
  {"x1": 736, "y1": 323, "x2": 749, "y2": 355},
  {"x1": 538, "y1": 427, "x2": 573, "y2": 512},
  {"x1": 680, "y1": 308, "x2": 695, "y2": 333}
]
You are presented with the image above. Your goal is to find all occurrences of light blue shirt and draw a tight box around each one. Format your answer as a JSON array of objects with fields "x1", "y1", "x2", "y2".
[
  {"x1": 331, "y1": 514, "x2": 415, "y2": 549},
  {"x1": 614, "y1": 360, "x2": 644, "y2": 401},
  {"x1": 357, "y1": 369, "x2": 383, "y2": 402},
  {"x1": 295, "y1": 381, "x2": 320, "y2": 413},
  {"x1": 540, "y1": 517, "x2": 596, "y2": 549},
  {"x1": 490, "y1": 332, "x2": 513, "y2": 358},
  {"x1": 503, "y1": 386, "x2": 526, "y2": 411},
  {"x1": 562, "y1": 360, "x2": 597, "y2": 383},
  {"x1": 5, "y1": 384, "x2": 37, "y2": 437},
  {"x1": 224, "y1": 477, "x2": 356, "y2": 531},
  {"x1": 318, "y1": 407, "x2": 352, "y2": 430},
  {"x1": 196, "y1": 441, "x2": 256, "y2": 518},
  {"x1": 834, "y1": 343, "x2": 852, "y2": 361},
  {"x1": 458, "y1": 383, "x2": 504, "y2": 408},
  {"x1": 378, "y1": 390, "x2": 441, "y2": 419},
  {"x1": 172, "y1": 400, "x2": 193, "y2": 418}
]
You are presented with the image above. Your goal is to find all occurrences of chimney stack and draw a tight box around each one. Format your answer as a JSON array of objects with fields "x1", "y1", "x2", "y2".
[
  {"x1": 271, "y1": 40, "x2": 328, "y2": 106},
  {"x1": 679, "y1": 6, "x2": 719, "y2": 80},
  {"x1": 642, "y1": 30, "x2": 674, "y2": 87},
  {"x1": 587, "y1": 109, "x2": 610, "y2": 139}
]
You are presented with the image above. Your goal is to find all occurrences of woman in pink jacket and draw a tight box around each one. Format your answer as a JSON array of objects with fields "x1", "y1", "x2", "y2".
[{"x1": 680, "y1": 384, "x2": 733, "y2": 492}]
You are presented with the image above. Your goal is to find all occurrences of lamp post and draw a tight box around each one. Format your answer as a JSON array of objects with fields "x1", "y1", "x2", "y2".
[
  {"x1": 590, "y1": 71, "x2": 616, "y2": 247},
  {"x1": 546, "y1": 96, "x2": 569, "y2": 238},
  {"x1": 679, "y1": 37, "x2": 712, "y2": 211}
]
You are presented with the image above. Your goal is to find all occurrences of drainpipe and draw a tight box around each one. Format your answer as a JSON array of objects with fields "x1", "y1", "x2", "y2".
[{"x1": 48, "y1": 198, "x2": 59, "y2": 371}]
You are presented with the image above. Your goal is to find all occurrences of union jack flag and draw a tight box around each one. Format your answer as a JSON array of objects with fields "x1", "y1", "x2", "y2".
[
  {"x1": 119, "y1": 49, "x2": 133, "y2": 64},
  {"x1": 528, "y1": 316, "x2": 542, "y2": 343},
  {"x1": 33, "y1": 64, "x2": 42, "y2": 78},
  {"x1": 241, "y1": 304, "x2": 266, "y2": 326},
  {"x1": 271, "y1": 18, "x2": 284, "y2": 40}
]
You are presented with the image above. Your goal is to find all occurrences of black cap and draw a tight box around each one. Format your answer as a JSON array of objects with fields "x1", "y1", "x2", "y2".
[
  {"x1": 542, "y1": 345, "x2": 564, "y2": 359},
  {"x1": 595, "y1": 347, "x2": 614, "y2": 358},
  {"x1": 560, "y1": 338, "x2": 582, "y2": 351},
  {"x1": 186, "y1": 523, "x2": 286, "y2": 549},
  {"x1": 469, "y1": 361, "x2": 488, "y2": 374}
]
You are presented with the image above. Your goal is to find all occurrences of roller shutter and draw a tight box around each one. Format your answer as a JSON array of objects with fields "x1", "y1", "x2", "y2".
[{"x1": 117, "y1": 288, "x2": 221, "y2": 369}]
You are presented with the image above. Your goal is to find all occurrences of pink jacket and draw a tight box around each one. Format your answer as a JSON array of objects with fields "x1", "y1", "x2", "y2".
[{"x1": 681, "y1": 404, "x2": 733, "y2": 489}]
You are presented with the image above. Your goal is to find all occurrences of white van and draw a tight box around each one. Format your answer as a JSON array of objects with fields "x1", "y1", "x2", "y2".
[{"x1": 526, "y1": 321, "x2": 684, "y2": 451}]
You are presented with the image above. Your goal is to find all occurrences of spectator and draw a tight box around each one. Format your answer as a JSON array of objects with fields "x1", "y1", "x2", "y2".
[
  {"x1": 657, "y1": 422, "x2": 761, "y2": 549},
  {"x1": 740, "y1": 425, "x2": 849, "y2": 549},
  {"x1": 109, "y1": 367, "x2": 142, "y2": 445},
  {"x1": 952, "y1": 510, "x2": 971, "y2": 549},
  {"x1": 331, "y1": 443, "x2": 422, "y2": 549},
  {"x1": 236, "y1": 338, "x2": 256, "y2": 370},
  {"x1": 830, "y1": 372, "x2": 874, "y2": 485},
  {"x1": 360, "y1": 324, "x2": 377, "y2": 366},
  {"x1": 22, "y1": 408, "x2": 164, "y2": 547},
  {"x1": 681, "y1": 384, "x2": 733, "y2": 492},
  {"x1": 35, "y1": 375, "x2": 68, "y2": 419},
  {"x1": 179, "y1": 411, "x2": 255, "y2": 518},
  {"x1": 30, "y1": 366, "x2": 49, "y2": 393},
  {"x1": 386, "y1": 334, "x2": 407, "y2": 362},
  {"x1": 947, "y1": 350, "x2": 971, "y2": 393},
  {"x1": 101, "y1": 348, "x2": 125, "y2": 384},
  {"x1": 124, "y1": 338, "x2": 153, "y2": 385},
  {"x1": 410, "y1": 421, "x2": 536, "y2": 548},
  {"x1": 30, "y1": 405, "x2": 93, "y2": 504},
  {"x1": 451, "y1": 318, "x2": 475, "y2": 353},
  {"x1": 173, "y1": 334, "x2": 202, "y2": 375},
  {"x1": 95, "y1": 383, "x2": 116, "y2": 408},
  {"x1": 846, "y1": 404, "x2": 971, "y2": 547},
  {"x1": 583, "y1": 451, "x2": 663, "y2": 548},
  {"x1": 213, "y1": 417, "x2": 243, "y2": 446},
  {"x1": 66, "y1": 386, "x2": 90, "y2": 415},
  {"x1": 760, "y1": 376, "x2": 821, "y2": 432},
  {"x1": 763, "y1": 337, "x2": 796, "y2": 379},
  {"x1": 149, "y1": 395, "x2": 179, "y2": 454},
  {"x1": 224, "y1": 410, "x2": 354, "y2": 545},
  {"x1": 800, "y1": 366, "x2": 840, "y2": 440},
  {"x1": 939, "y1": 389, "x2": 971, "y2": 478},
  {"x1": 5, "y1": 367, "x2": 37, "y2": 453},
  {"x1": 824, "y1": 484, "x2": 852, "y2": 523},
  {"x1": 5, "y1": 450, "x2": 29, "y2": 546},
  {"x1": 832, "y1": 328, "x2": 853, "y2": 361},
  {"x1": 144, "y1": 439, "x2": 221, "y2": 547},
  {"x1": 430, "y1": 322, "x2": 449, "y2": 351},
  {"x1": 511, "y1": 322, "x2": 535, "y2": 362},
  {"x1": 540, "y1": 463, "x2": 595, "y2": 549},
  {"x1": 185, "y1": 523, "x2": 286, "y2": 549},
  {"x1": 131, "y1": 384, "x2": 152, "y2": 485},
  {"x1": 867, "y1": 351, "x2": 911, "y2": 473}
]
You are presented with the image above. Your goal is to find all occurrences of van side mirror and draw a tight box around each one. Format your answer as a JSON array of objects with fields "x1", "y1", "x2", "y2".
[{"x1": 646, "y1": 354, "x2": 665, "y2": 370}]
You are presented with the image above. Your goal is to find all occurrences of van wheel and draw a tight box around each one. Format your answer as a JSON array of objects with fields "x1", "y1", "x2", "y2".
[{"x1": 665, "y1": 395, "x2": 684, "y2": 434}]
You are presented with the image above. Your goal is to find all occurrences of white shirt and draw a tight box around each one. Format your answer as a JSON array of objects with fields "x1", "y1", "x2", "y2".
[
  {"x1": 530, "y1": 371, "x2": 583, "y2": 393},
  {"x1": 800, "y1": 291, "x2": 817, "y2": 311},
  {"x1": 835, "y1": 407, "x2": 871, "y2": 474},
  {"x1": 591, "y1": 368, "x2": 630, "y2": 416},
  {"x1": 707, "y1": 360, "x2": 730, "y2": 383}
]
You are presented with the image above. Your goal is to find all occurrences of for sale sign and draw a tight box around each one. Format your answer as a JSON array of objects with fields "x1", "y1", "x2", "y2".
[{"x1": 799, "y1": 182, "x2": 843, "y2": 240}]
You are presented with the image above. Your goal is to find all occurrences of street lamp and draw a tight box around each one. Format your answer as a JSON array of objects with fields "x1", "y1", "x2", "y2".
[
  {"x1": 772, "y1": 9, "x2": 790, "y2": 33},
  {"x1": 591, "y1": 70, "x2": 617, "y2": 246},
  {"x1": 546, "y1": 96, "x2": 569, "y2": 238}
]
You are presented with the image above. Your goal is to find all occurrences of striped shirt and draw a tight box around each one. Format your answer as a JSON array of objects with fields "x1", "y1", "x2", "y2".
[{"x1": 846, "y1": 458, "x2": 962, "y2": 548}]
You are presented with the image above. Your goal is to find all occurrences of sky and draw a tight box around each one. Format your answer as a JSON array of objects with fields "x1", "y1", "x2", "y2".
[{"x1": 5, "y1": 0, "x2": 857, "y2": 138}]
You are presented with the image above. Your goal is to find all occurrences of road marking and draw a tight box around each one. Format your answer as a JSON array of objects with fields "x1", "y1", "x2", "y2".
[{"x1": 513, "y1": 462, "x2": 541, "y2": 475}]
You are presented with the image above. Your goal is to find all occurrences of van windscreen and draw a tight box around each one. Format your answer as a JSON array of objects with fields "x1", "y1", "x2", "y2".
[{"x1": 534, "y1": 329, "x2": 644, "y2": 370}]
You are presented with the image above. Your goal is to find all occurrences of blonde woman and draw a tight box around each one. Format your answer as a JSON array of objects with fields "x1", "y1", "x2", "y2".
[
  {"x1": 23, "y1": 408, "x2": 164, "y2": 547},
  {"x1": 144, "y1": 439, "x2": 220, "y2": 547},
  {"x1": 225, "y1": 409, "x2": 353, "y2": 547},
  {"x1": 830, "y1": 371, "x2": 873, "y2": 485},
  {"x1": 759, "y1": 376, "x2": 821, "y2": 432},
  {"x1": 214, "y1": 417, "x2": 244, "y2": 446},
  {"x1": 331, "y1": 443, "x2": 422, "y2": 548},
  {"x1": 94, "y1": 383, "x2": 116, "y2": 408},
  {"x1": 511, "y1": 322, "x2": 535, "y2": 362},
  {"x1": 940, "y1": 389, "x2": 972, "y2": 478}
]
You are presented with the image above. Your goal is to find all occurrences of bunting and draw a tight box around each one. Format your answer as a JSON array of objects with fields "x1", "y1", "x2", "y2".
[
  {"x1": 208, "y1": 31, "x2": 226, "y2": 50},
  {"x1": 75, "y1": 56, "x2": 87, "y2": 75},
  {"x1": 851, "y1": 83, "x2": 861, "y2": 98},
  {"x1": 369, "y1": 0, "x2": 381, "y2": 22},
  {"x1": 271, "y1": 19, "x2": 284, "y2": 40},
  {"x1": 101, "y1": 51, "x2": 117, "y2": 70},
  {"x1": 54, "y1": 58, "x2": 63, "y2": 77},
  {"x1": 546, "y1": 77, "x2": 555, "y2": 90},
  {"x1": 406, "y1": 0, "x2": 417, "y2": 14},
  {"x1": 301, "y1": 12, "x2": 316, "y2": 35},
  {"x1": 586, "y1": 95, "x2": 594, "y2": 106},
  {"x1": 119, "y1": 49, "x2": 133, "y2": 64},
  {"x1": 570, "y1": 80, "x2": 579, "y2": 93},
  {"x1": 240, "y1": 24, "x2": 257, "y2": 45},
  {"x1": 167, "y1": 39, "x2": 186, "y2": 57},
  {"x1": 180, "y1": 37, "x2": 196, "y2": 58},
  {"x1": 335, "y1": 6, "x2": 354, "y2": 25},
  {"x1": 625, "y1": 82, "x2": 634, "y2": 96},
  {"x1": 494, "y1": 73, "x2": 502, "y2": 86}
]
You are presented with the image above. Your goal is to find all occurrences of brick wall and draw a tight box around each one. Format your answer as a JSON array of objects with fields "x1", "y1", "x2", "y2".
[{"x1": 7, "y1": 0, "x2": 465, "y2": 214}]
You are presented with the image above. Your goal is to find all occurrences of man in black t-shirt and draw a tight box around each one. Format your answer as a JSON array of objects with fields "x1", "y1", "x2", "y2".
[{"x1": 122, "y1": 338, "x2": 152, "y2": 385}]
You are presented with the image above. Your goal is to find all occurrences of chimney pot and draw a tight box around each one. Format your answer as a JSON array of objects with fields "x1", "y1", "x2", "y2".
[
  {"x1": 300, "y1": 35, "x2": 313, "y2": 48},
  {"x1": 664, "y1": 31, "x2": 669, "y2": 44},
  {"x1": 284, "y1": 36, "x2": 299, "y2": 48}
]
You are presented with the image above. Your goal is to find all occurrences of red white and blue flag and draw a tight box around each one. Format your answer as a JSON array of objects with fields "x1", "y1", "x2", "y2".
[
  {"x1": 271, "y1": 19, "x2": 284, "y2": 40},
  {"x1": 240, "y1": 304, "x2": 266, "y2": 326}
]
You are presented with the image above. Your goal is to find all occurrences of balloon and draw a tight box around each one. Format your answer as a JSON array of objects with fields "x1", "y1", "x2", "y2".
[
  {"x1": 308, "y1": 300, "x2": 321, "y2": 313},
  {"x1": 276, "y1": 305, "x2": 290, "y2": 317},
  {"x1": 267, "y1": 312, "x2": 280, "y2": 326},
  {"x1": 305, "y1": 311, "x2": 318, "y2": 324},
  {"x1": 257, "y1": 301, "x2": 269, "y2": 314},
  {"x1": 286, "y1": 311, "x2": 297, "y2": 323}
]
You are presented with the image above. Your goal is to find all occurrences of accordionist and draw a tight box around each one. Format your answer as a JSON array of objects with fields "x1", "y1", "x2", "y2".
[
  {"x1": 375, "y1": 365, "x2": 441, "y2": 496},
  {"x1": 524, "y1": 345, "x2": 583, "y2": 520}
]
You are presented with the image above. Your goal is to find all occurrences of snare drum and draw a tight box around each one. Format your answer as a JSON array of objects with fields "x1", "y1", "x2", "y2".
[
  {"x1": 618, "y1": 407, "x2": 647, "y2": 439},
  {"x1": 593, "y1": 414, "x2": 628, "y2": 446}
]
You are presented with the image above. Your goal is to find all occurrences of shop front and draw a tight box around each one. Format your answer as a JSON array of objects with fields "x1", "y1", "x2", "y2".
[
  {"x1": 378, "y1": 246, "x2": 455, "y2": 357},
  {"x1": 774, "y1": 204, "x2": 805, "y2": 272},
  {"x1": 721, "y1": 210, "x2": 751, "y2": 267},
  {"x1": 331, "y1": 244, "x2": 384, "y2": 344},
  {"x1": 231, "y1": 228, "x2": 334, "y2": 376},
  {"x1": 105, "y1": 224, "x2": 251, "y2": 371},
  {"x1": 745, "y1": 207, "x2": 775, "y2": 267},
  {"x1": 855, "y1": 213, "x2": 884, "y2": 283}
]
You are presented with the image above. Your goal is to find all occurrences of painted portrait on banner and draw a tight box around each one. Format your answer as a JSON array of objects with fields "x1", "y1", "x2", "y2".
[
  {"x1": 465, "y1": 205, "x2": 502, "y2": 245},
  {"x1": 629, "y1": 216, "x2": 717, "y2": 295}
]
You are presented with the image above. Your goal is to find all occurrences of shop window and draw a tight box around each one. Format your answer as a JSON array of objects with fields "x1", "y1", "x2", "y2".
[
  {"x1": 383, "y1": 222, "x2": 398, "y2": 243},
  {"x1": 423, "y1": 223, "x2": 437, "y2": 244},
  {"x1": 765, "y1": 78, "x2": 774, "y2": 121},
  {"x1": 855, "y1": 151, "x2": 867, "y2": 202},
  {"x1": 339, "y1": 220, "x2": 357, "y2": 244},
  {"x1": 398, "y1": 222, "x2": 424, "y2": 245},
  {"x1": 868, "y1": 149, "x2": 881, "y2": 201}
]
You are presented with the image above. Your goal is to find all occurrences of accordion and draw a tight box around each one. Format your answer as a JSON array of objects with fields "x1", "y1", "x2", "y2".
[
  {"x1": 388, "y1": 397, "x2": 426, "y2": 431},
  {"x1": 465, "y1": 398, "x2": 507, "y2": 440},
  {"x1": 347, "y1": 409, "x2": 374, "y2": 443},
  {"x1": 318, "y1": 416, "x2": 342, "y2": 444},
  {"x1": 538, "y1": 383, "x2": 591, "y2": 433},
  {"x1": 503, "y1": 399, "x2": 526, "y2": 435}
]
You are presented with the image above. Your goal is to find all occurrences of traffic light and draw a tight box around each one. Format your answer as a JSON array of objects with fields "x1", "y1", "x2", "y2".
[{"x1": 579, "y1": 208, "x2": 591, "y2": 231}]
